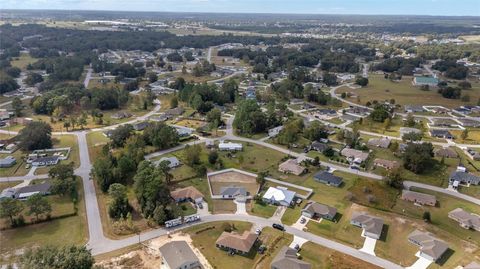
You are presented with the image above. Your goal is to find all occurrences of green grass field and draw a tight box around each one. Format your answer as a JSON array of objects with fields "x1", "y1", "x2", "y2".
[{"x1": 10, "y1": 53, "x2": 37, "y2": 70}]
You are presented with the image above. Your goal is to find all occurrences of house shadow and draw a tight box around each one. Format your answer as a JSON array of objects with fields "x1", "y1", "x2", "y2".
[
  {"x1": 331, "y1": 213, "x2": 343, "y2": 223},
  {"x1": 436, "y1": 248, "x2": 454, "y2": 266},
  {"x1": 379, "y1": 224, "x2": 389, "y2": 242}
]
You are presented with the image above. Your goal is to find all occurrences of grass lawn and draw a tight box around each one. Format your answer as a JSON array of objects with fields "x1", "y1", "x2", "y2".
[
  {"x1": 281, "y1": 200, "x2": 306, "y2": 226},
  {"x1": 336, "y1": 74, "x2": 480, "y2": 108},
  {"x1": 174, "y1": 119, "x2": 207, "y2": 129},
  {"x1": 0, "y1": 181, "x2": 22, "y2": 191},
  {"x1": 10, "y1": 53, "x2": 37, "y2": 70},
  {"x1": 300, "y1": 241, "x2": 381, "y2": 269},
  {"x1": 356, "y1": 116, "x2": 404, "y2": 137},
  {"x1": 450, "y1": 129, "x2": 480, "y2": 145},
  {"x1": 248, "y1": 200, "x2": 277, "y2": 218},
  {"x1": 86, "y1": 131, "x2": 110, "y2": 160},
  {"x1": 348, "y1": 178, "x2": 399, "y2": 211},
  {"x1": 0, "y1": 179, "x2": 87, "y2": 259}
]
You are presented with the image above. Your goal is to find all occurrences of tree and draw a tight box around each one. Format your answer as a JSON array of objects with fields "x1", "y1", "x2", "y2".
[
  {"x1": 170, "y1": 96, "x2": 178, "y2": 108},
  {"x1": 184, "y1": 144, "x2": 202, "y2": 166},
  {"x1": 234, "y1": 100, "x2": 267, "y2": 135},
  {"x1": 26, "y1": 194, "x2": 52, "y2": 221},
  {"x1": 49, "y1": 163, "x2": 76, "y2": 197},
  {"x1": 108, "y1": 183, "x2": 131, "y2": 219},
  {"x1": 402, "y1": 132, "x2": 422, "y2": 142},
  {"x1": 403, "y1": 143, "x2": 434, "y2": 174},
  {"x1": 208, "y1": 150, "x2": 219, "y2": 165},
  {"x1": 157, "y1": 160, "x2": 173, "y2": 185},
  {"x1": 303, "y1": 121, "x2": 328, "y2": 141},
  {"x1": 78, "y1": 113, "x2": 88, "y2": 129},
  {"x1": 0, "y1": 198, "x2": 24, "y2": 226},
  {"x1": 109, "y1": 124, "x2": 134, "y2": 147},
  {"x1": 404, "y1": 113, "x2": 416, "y2": 127},
  {"x1": 385, "y1": 168, "x2": 403, "y2": 189},
  {"x1": 17, "y1": 121, "x2": 52, "y2": 151},
  {"x1": 461, "y1": 129, "x2": 469, "y2": 140},
  {"x1": 24, "y1": 72, "x2": 43, "y2": 86},
  {"x1": 355, "y1": 76, "x2": 369, "y2": 86},
  {"x1": 422, "y1": 211, "x2": 431, "y2": 223},
  {"x1": 143, "y1": 122, "x2": 179, "y2": 149},
  {"x1": 383, "y1": 117, "x2": 392, "y2": 132},
  {"x1": 11, "y1": 97, "x2": 23, "y2": 117},
  {"x1": 19, "y1": 245, "x2": 94, "y2": 269},
  {"x1": 147, "y1": 72, "x2": 158, "y2": 83},
  {"x1": 256, "y1": 171, "x2": 267, "y2": 186},
  {"x1": 369, "y1": 105, "x2": 390, "y2": 122}
]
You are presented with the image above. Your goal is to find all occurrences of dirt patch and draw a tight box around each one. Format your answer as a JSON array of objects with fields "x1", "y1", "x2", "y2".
[{"x1": 208, "y1": 171, "x2": 259, "y2": 196}]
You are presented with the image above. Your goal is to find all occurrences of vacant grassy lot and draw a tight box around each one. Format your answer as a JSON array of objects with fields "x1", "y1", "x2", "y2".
[
  {"x1": 450, "y1": 129, "x2": 480, "y2": 145},
  {"x1": 10, "y1": 53, "x2": 37, "y2": 70},
  {"x1": 86, "y1": 131, "x2": 110, "y2": 160},
  {"x1": 336, "y1": 74, "x2": 480, "y2": 108}
]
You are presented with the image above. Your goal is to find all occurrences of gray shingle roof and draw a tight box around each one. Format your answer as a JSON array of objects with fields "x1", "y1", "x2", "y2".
[
  {"x1": 271, "y1": 246, "x2": 311, "y2": 269},
  {"x1": 159, "y1": 241, "x2": 199, "y2": 269}
]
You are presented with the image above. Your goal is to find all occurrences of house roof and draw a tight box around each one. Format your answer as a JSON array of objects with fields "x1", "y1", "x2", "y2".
[
  {"x1": 465, "y1": 262, "x2": 480, "y2": 269},
  {"x1": 368, "y1": 138, "x2": 391, "y2": 148},
  {"x1": 450, "y1": 171, "x2": 480, "y2": 185},
  {"x1": 263, "y1": 187, "x2": 296, "y2": 204},
  {"x1": 434, "y1": 147, "x2": 458, "y2": 158},
  {"x1": 351, "y1": 212, "x2": 384, "y2": 238},
  {"x1": 159, "y1": 241, "x2": 199, "y2": 269},
  {"x1": 373, "y1": 158, "x2": 400, "y2": 170},
  {"x1": 32, "y1": 156, "x2": 60, "y2": 163},
  {"x1": 216, "y1": 231, "x2": 257, "y2": 253},
  {"x1": 0, "y1": 156, "x2": 16, "y2": 165},
  {"x1": 220, "y1": 186, "x2": 247, "y2": 197},
  {"x1": 313, "y1": 171, "x2": 343, "y2": 185},
  {"x1": 401, "y1": 190, "x2": 437, "y2": 205},
  {"x1": 303, "y1": 202, "x2": 337, "y2": 218},
  {"x1": 278, "y1": 159, "x2": 305, "y2": 175},
  {"x1": 311, "y1": 141, "x2": 329, "y2": 152},
  {"x1": 157, "y1": 157, "x2": 180, "y2": 167},
  {"x1": 408, "y1": 230, "x2": 448, "y2": 260},
  {"x1": 414, "y1": 76, "x2": 439, "y2": 84},
  {"x1": 170, "y1": 186, "x2": 204, "y2": 201},
  {"x1": 271, "y1": 246, "x2": 311, "y2": 269},
  {"x1": 341, "y1": 148, "x2": 369, "y2": 161},
  {"x1": 448, "y1": 208, "x2": 480, "y2": 229},
  {"x1": 430, "y1": 129, "x2": 452, "y2": 137},
  {"x1": 15, "y1": 182, "x2": 52, "y2": 197}
]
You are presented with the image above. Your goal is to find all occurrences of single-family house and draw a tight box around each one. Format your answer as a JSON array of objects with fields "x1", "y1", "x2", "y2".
[
  {"x1": 218, "y1": 141, "x2": 243, "y2": 151},
  {"x1": 14, "y1": 182, "x2": 52, "y2": 200},
  {"x1": 220, "y1": 186, "x2": 247, "y2": 199},
  {"x1": 430, "y1": 129, "x2": 454, "y2": 139},
  {"x1": 175, "y1": 126, "x2": 193, "y2": 137},
  {"x1": 350, "y1": 212, "x2": 384, "y2": 240},
  {"x1": 313, "y1": 171, "x2": 343, "y2": 187},
  {"x1": 278, "y1": 159, "x2": 306, "y2": 176},
  {"x1": 400, "y1": 127, "x2": 422, "y2": 137},
  {"x1": 111, "y1": 111, "x2": 132, "y2": 120},
  {"x1": 449, "y1": 171, "x2": 480, "y2": 186},
  {"x1": 448, "y1": 208, "x2": 480, "y2": 231},
  {"x1": 159, "y1": 241, "x2": 201, "y2": 269},
  {"x1": 31, "y1": 156, "x2": 60, "y2": 167},
  {"x1": 165, "y1": 107, "x2": 184, "y2": 117},
  {"x1": 310, "y1": 141, "x2": 330, "y2": 152},
  {"x1": 404, "y1": 105, "x2": 424, "y2": 113},
  {"x1": 434, "y1": 147, "x2": 458, "y2": 158},
  {"x1": 215, "y1": 231, "x2": 258, "y2": 255},
  {"x1": 170, "y1": 186, "x2": 204, "y2": 204},
  {"x1": 373, "y1": 158, "x2": 400, "y2": 170},
  {"x1": 467, "y1": 148, "x2": 480, "y2": 161},
  {"x1": 401, "y1": 190, "x2": 437, "y2": 206},
  {"x1": 301, "y1": 201, "x2": 337, "y2": 220},
  {"x1": 0, "y1": 156, "x2": 16, "y2": 168},
  {"x1": 271, "y1": 246, "x2": 312, "y2": 269},
  {"x1": 408, "y1": 230, "x2": 449, "y2": 262},
  {"x1": 132, "y1": 121, "x2": 149, "y2": 131},
  {"x1": 341, "y1": 148, "x2": 369, "y2": 164},
  {"x1": 262, "y1": 186, "x2": 296, "y2": 207},
  {"x1": 157, "y1": 157, "x2": 180, "y2": 168},
  {"x1": 367, "y1": 137, "x2": 391, "y2": 149}
]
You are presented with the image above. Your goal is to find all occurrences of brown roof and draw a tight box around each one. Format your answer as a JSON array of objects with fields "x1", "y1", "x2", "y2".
[
  {"x1": 434, "y1": 147, "x2": 458, "y2": 158},
  {"x1": 278, "y1": 159, "x2": 305, "y2": 176},
  {"x1": 401, "y1": 190, "x2": 437, "y2": 205},
  {"x1": 341, "y1": 148, "x2": 369, "y2": 161},
  {"x1": 170, "y1": 186, "x2": 204, "y2": 201},
  {"x1": 215, "y1": 231, "x2": 258, "y2": 253}
]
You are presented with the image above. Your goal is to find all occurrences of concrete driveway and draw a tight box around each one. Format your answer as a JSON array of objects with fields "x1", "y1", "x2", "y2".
[
  {"x1": 406, "y1": 253, "x2": 433, "y2": 269},
  {"x1": 359, "y1": 231, "x2": 377, "y2": 256},
  {"x1": 289, "y1": 235, "x2": 309, "y2": 249},
  {"x1": 269, "y1": 206, "x2": 286, "y2": 222},
  {"x1": 233, "y1": 200, "x2": 247, "y2": 215},
  {"x1": 291, "y1": 215, "x2": 311, "y2": 230},
  {"x1": 197, "y1": 202, "x2": 210, "y2": 216}
]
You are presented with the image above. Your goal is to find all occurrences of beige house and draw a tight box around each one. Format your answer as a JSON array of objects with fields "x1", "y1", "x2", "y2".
[
  {"x1": 373, "y1": 158, "x2": 400, "y2": 170},
  {"x1": 401, "y1": 190, "x2": 437, "y2": 206},
  {"x1": 448, "y1": 208, "x2": 480, "y2": 231},
  {"x1": 278, "y1": 159, "x2": 306, "y2": 176},
  {"x1": 215, "y1": 231, "x2": 258, "y2": 255}
]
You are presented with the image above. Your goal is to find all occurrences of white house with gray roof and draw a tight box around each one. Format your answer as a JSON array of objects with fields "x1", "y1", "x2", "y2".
[{"x1": 159, "y1": 241, "x2": 201, "y2": 269}]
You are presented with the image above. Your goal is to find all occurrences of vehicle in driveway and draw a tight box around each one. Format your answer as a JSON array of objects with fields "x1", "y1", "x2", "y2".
[
  {"x1": 197, "y1": 202, "x2": 203, "y2": 209},
  {"x1": 255, "y1": 228, "x2": 262, "y2": 234},
  {"x1": 300, "y1": 217, "x2": 306, "y2": 224},
  {"x1": 272, "y1": 223, "x2": 285, "y2": 231}
]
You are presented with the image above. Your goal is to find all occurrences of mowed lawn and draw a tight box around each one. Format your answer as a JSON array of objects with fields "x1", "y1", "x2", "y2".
[
  {"x1": 336, "y1": 74, "x2": 480, "y2": 108},
  {"x1": 0, "y1": 179, "x2": 88, "y2": 257},
  {"x1": 10, "y1": 53, "x2": 37, "y2": 69}
]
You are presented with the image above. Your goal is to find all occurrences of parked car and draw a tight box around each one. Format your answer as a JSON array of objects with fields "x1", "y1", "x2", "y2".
[
  {"x1": 272, "y1": 223, "x2": 285, "y2": 231},
  {"x1": 255, "y1": 228, "x2": 262, "y2": 235},
  {"x1": 197, "y1": 203, "x2": 203, "y2": 209},
  {"x1": 300, "y1": 217, "x2": 306, "y2": 224}
]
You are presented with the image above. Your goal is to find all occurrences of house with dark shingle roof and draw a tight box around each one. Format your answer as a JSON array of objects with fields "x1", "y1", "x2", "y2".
[
  {"x1": 408, "y1": 230, "x2": 449, "y2": 262},
  {"x1": 159, "y1": 241, "x2": 201, "y2": 269},
  {"x1": 313, "y1": 171, "x2": 343, "y2": 187},
  {"x1": 271, "y1": 246, "x2": 311, "y2": 269},
  {"x1": 449, "y1": 171, "x2": 480, "y2": 186},
  {"x1": 220, "y1": 186, "x2": 247, "y2": 199},
  {"x1": 430, "y1": 129, "x2": 454, "y2": 139},
  {"x1": 301, "y1": 201, "x2": 337, "y2": 220},
  {"x1": 14, "y1": 182, "x2": 52, "y2": 200}
]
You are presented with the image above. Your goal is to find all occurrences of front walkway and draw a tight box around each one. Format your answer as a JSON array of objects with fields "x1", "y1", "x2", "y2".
[
  {"x1": 269, "y1": 206, "x2": 287, "y2": 222},
  {"x1": 289, "y1": 235, "x2": 309, "y2": 249},
  {"x1": 406, "y1": 252, "x2": 433, "y2": 269},
  {"x1": 233, "y1": 200, "x2": 247, "y2": 215},
  {"x1": 291, "y1": 215, "x2": 312, "y2": 230}
]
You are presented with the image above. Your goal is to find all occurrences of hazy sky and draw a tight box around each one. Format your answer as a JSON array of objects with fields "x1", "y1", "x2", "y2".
[{"x1": 2, "y1": 0, "x2": 479, "y2": 16}]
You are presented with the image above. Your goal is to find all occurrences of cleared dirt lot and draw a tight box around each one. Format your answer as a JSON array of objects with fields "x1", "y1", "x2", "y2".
[{"x1": 208, "y1": 170, "x2": 260, "y2": 196}]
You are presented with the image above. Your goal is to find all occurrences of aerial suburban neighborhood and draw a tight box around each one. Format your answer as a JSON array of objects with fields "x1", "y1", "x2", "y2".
[{"x1": 0, "y1": 1, "x2": 479, "y2": 269}]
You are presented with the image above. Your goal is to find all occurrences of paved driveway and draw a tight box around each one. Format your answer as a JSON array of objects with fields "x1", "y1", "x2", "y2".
[
  {"x1": 406, "y1": 253, "x2": 433, "y2": 269},
  {"x1": 359, "y1": 232, "x2": 377, "y2": 256},
  {"x1": 291, "y1": 215, "x2": 311, "y2": 230},
  {"x1": 234, "y1": 200, "x2": 247, "y2": 215},
  {"x1": 269, "y1": 206, "x2": 286, "y2": 222},
  {"x1": 289, "y1": 235, "x2": 309, "y2": 249}
]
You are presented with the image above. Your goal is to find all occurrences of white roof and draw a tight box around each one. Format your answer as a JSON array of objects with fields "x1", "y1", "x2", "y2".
[
  {"x1": 263, "y1": 187, "x2": 295, "y2": 204},
  {"x1": 219, "y1": 141, "x2": 242, "y2": 149}
]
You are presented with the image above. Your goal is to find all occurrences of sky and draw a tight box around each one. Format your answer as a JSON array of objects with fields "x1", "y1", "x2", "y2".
[{"x1": 1, "y1": 0, "x2": 479, "y2": 16}]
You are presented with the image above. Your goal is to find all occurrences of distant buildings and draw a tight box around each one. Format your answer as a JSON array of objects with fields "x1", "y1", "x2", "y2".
[
  {"x1": 350, "y1": 212, "x2": 384, "y2": 240},
  {"x1": 367, "y1": 137, "x2": 391, "y2": 149},
  {"x1": 434, "y1": 147, "x2": 458, "y2": 158},
  {"x1": 399, "y1": 127, "x2": 422, "y2": 137},
  {"x1": 111, "y1": 111, "x2": 132, "y2": 120},
  {"x1": 404, "y1": 105, "x2": 424, "y2": 113},
  {"x1": 159, "y1": 241, "x2": 201, "y2": 269},
  {"x1": 268, "y1": 126, "x2": 284, "y2": 138},
  {"x1": 408, "y1": 230, "x2": 449, "y2": 262}
]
